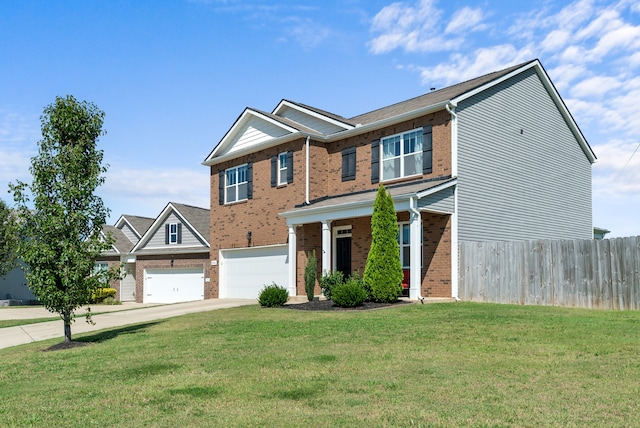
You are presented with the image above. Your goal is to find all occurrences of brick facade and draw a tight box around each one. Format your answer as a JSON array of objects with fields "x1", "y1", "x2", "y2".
[{"x1": 209, "y1": 109, "x2": 454, "y2": 299}]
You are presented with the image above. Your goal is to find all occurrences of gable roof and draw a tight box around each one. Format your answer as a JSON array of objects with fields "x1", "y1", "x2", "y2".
[
  {"x1": 101, "y1": 225, "x2": 135, "y2": 254},
  {"x1": 204, "y1": 59, "x2": 595, "y2": 165},
  {"x1": 130, "y1": 202, "x2": 210, "y2": 253},
  {"x1": 114, "y1": 214, "x2": 154, "y2": 239}
]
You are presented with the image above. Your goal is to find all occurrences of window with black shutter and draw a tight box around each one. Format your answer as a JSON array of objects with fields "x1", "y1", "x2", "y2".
[{"x1": 342, "y1": 146, "x2": 356, "y2": 181}]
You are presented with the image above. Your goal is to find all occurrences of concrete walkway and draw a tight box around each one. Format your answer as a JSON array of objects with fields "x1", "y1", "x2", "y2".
[{"x1": 0, "y1": 299, "x2": 256, "y2": 350}]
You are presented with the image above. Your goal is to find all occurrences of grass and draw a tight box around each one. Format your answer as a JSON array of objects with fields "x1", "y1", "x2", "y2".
[
  {"x1": 1, "y1": 302, "x2": 639, "y2": 427},
  {"x1": 0, "y1": 317, "x2": 60, "y2": 328}
]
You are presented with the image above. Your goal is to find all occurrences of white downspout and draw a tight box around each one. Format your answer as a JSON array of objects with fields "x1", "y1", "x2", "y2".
[
  {"x1": 445, "y1": 102, "x2": 461, "y2": 302},
  {"x1": 305, "y1": 136, "x2": 310, "y2": 205},
  {"x1": 409, "y1": 196, "x2": 425, "y2": 303}
]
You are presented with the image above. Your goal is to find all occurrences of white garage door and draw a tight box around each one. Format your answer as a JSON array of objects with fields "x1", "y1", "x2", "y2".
[
  {"x1": 220, "y1": 245, "x2": 289, "y2": 299},
  {"x1": 144, "y1": 268, "x2": 204, "y2": 303}
]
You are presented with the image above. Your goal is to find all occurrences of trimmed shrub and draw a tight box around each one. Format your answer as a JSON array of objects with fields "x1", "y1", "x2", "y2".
[
  {"x1": 332, "y1": 275, "x2": 367, "y2": 308},
  {"x1": 363, "y1": 185, "x2": 403, "y2": 303},
  {"x1": 258, "y1": 283, "x2": 289, "y2": 307},
  {"x1": 304, "y1": 250, "x2": 317, "y2": 301},
  {"x1": 101, "y1": 296, "x2": 121, "y2": 305},
  {"x1": 91, "y1": 287, "x2": 117, "y2": 304},
  {"x1": 320, "y1": 270, "x2": 344, "y2": 301}
]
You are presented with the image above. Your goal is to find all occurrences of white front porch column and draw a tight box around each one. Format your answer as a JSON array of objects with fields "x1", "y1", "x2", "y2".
[
  {"x1": 409, "y1": 208, "x2": 422, "y2": 300},
  {"x1": 288, "y1": 225, "x2": 297, "y2": 296},
  {"x1": 321, "y1": 220, "x2": 332, "y2": 274}
]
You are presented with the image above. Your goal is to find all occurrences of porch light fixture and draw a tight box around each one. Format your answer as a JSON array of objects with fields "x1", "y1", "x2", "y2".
[
  {"x1": 246, "y1": 231, "x2": 252, "y2": 243},
  {"x1": 170, "y1": 256, "x2": 174, "y2": 268}
]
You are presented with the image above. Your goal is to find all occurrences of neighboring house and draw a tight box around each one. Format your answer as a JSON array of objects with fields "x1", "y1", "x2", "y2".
[
  {"x1": 593, "y1": 227, "x2": 610, "y2": 240},
  {"x1": 202, "y1": 59, "x2": 596, "y2": 301},
  {"x1": 0, "y1": 264, "x2": 35, "y2": 303},
  {"x1": 98, "y1": 202, "x2": 210, "y2": 304}
]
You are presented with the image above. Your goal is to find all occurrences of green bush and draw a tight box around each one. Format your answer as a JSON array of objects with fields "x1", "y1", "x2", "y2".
[
  {"x1": 101, "y1": 296, "x2": 121, "y2": 305},
  {"x1": 320, "y1": 270, "x2": 344, "y2": 300},
  {"x1": 258, "y1": 283, "x2": 289, "y2": 307},
  {"x1": 332, "y1": 276, "x2": 368, "y2": 308},
  {"x1": 90, "y1": 287, "x2": 117, "y2": 304},
  {"x1": 363, "y1": 185, "x2": 403, "y2": 303},
  {"x1": 304, "y1": 250, "x2": 317, "y2": 302}
]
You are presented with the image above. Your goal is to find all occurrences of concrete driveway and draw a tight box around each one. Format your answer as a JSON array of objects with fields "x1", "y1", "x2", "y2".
[{"x1": 0, "y1": 299, "x2": 256, "y2": 350}]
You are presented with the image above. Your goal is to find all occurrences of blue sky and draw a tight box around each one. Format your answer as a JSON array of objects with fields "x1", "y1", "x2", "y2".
[{"x1": 1, "y1": 0, "x2": 638, "y2": 237}]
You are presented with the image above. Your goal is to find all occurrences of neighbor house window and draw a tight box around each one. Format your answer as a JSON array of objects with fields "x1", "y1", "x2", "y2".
[
  {"x1": 165, "y1": 223, "x2": 182, "y2": 244},
  {"x1": 382, "y1": 129, "x2": 423, "y2": 181},
  {"x1": 93, "y1": 262, "x2": 109, "y2": 284},
  {"x1": 169, "y1": 223, "x2": 178, "y2": 243},
  {"x1": 398, "y1": 222, "x2": 422, "y2": 268},
  {"x1": 225, "y1": 164, "x2": 248, "y2": 203},
  {"x1": 271, "y1": 152, "x2": 293, "y2": 187}
]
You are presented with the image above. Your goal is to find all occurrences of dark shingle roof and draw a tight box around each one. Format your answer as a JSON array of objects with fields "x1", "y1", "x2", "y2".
[
  {"x1": 121, "y1": 215, "x2": 154, "y2": 237},
  {"x1": 102, "y1": 225, "x2": 135, "y2": 253},
  {"x1": 349, "y1": 61, "x2": 532, "y2": 125}
]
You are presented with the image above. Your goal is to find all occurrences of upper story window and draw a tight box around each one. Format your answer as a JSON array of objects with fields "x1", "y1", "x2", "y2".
[
  {"x1": 271, "y1": 152, "x2": 293, "y2": 187},
  {"x1": 278, "y1": 152, "x2": 288, "y2": 185},
  {"x1": 226, "y1": 164, "x2": 248, "y2": 203},
  {"x1": 382, "y1": 129, "x2": 423, "y2": 181},
  {"x1": 165, "y1": 223, "x2": 182, "y2": 244}
]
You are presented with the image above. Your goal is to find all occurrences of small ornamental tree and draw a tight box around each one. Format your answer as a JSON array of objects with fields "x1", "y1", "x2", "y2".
[
  {"x1": 10, "y1": 95, "x2": 118, "y2": 343},
  {"x1": 304, "y1": 250, "x2": 317, "y2": 301},
  {"x1": 363, "y1": 184, "x2": 403, "y2": 303},
  {"x1": 0, "y1": 199, "x2": 17, "y2": 277}
]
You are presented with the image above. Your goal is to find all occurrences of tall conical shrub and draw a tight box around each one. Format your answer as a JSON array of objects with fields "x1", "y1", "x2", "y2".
[{"x1": 363, "y1": 184, "x2": 403, "y2": 302}]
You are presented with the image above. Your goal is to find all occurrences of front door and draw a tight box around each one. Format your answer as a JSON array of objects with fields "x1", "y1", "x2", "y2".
[{"x1": 335, "y1": 236, "x2": 352, "y2": 277}]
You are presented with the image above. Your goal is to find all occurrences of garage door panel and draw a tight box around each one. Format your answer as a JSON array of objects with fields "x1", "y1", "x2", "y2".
[
  {"x1": 220, "y1": 245, "x2": 289, "y2": 299},
  {"x1": 145, "y1": 268, "x2": 204, "y2": 303}
]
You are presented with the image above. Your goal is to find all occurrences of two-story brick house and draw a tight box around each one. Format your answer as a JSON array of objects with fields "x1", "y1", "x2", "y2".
[{"x1": 203, "y1": 59, "x2": 596, "y2": 301}]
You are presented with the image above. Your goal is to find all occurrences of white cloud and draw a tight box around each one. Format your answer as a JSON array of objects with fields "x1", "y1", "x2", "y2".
[
  {"x1": 540, "y1": 29, "x2": 571, "y2": 52},
  {"x1": 570, "y1": 75, "x2": 622, "y2": 98},
  {"x1": 445, "y1": 7, "x2": 485, "y2": 34},
  {"x1": 417, "y1": 44, "x2": 534, "y2": 86},
  {"x1": 0, "y1": 110, "x2": 39, "y2": 188}
]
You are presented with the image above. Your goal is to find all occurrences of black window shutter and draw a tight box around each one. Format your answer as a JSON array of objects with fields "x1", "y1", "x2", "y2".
[
  {"x1": 286, "y1": 151, "x2": 294, "y2": 184},
  {"x1": 270, "y1": 156, "x2": 277, "y2": 187},
  {"x1": 371, "y1": 139, "x2": 380, "y2": 184},
  {"x1": 246, "y1": 162, "x2": 253, "y2": 199},
  {"x1": 218, "y1": 170, "x2": 225, "y2": 205},
  {"x1": 165, "y1": 224, "x2": 169, "y2": 244},
  {"x1": 422, "y1": 126, "x2": 433, "y2": 174},
  {"x1": 342, "y1": 146, "x2": 356, "y2": 181},
  {"x1": 177, "y1": 223, "x2": 182, "y2": 244}
]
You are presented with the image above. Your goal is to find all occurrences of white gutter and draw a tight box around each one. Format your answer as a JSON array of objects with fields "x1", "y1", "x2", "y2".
[{"x1": 305, "y1": 136, "x2": 310, "y2": 205}]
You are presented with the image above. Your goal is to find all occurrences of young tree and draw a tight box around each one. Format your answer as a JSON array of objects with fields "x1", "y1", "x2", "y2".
[
  {"x1": 363, "y1": 184, "x2": 403, "y2": 303},
  {"x1": 0, "y1": 199, "x2": 17, "y2": 277},
  {"x1": 304, "y1": 250, "x2": 317, "y2": 301},
  {"x1": 10, "y1": 95, "x2": 116, "y2": 343}
]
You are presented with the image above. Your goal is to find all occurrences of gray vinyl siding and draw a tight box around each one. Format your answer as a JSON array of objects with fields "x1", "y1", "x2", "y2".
[
  {"x1": 418, "y1": 187, "x2": 455, "y2": 214},
  {"x1": 278, "y1": 106, "x2": 346, "y2": 134},
  {"x1": 141, "y1": 213, "x2": 207, "y2": 249},
  {"x1": 120, "y1": 223, "x2": 139, "y2": 243},
  {"x1": 456, "y1": 67, "x2": 593, "y2": 242}
]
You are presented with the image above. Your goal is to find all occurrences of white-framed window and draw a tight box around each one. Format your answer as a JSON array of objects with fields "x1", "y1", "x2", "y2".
[
  {"x1": 93, "y1": 262, "x2": 109, "y2": 284},
  {"x1": 225, "y1": 164, "x2": 248, "y2": 204},
  {"x1": 278, "y1": 152, "x2": 288, "y2": 186},
  {"x1": 398, "y1": 222, "x2": 422, "y2": 268},
  {"x1": 382, "y1": 129, "x2": 423, "y2": 181},
  {"x1": 169, "y1": 223, "x2": 178, "y2": 244}
]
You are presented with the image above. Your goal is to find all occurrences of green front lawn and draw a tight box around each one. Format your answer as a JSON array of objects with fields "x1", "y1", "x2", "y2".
[{"x1": 1, "y1": 302, "x2": 638, "y2": 427}]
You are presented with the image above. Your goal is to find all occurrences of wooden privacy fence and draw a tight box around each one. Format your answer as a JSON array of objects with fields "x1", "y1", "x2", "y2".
[{"x1": 459, "y1": 236, "x2": 640, "y2": 310}]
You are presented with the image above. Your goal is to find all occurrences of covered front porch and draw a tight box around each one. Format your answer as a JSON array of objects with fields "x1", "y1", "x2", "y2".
[{"x1": 279, "y1": 177, "x2": 458, "y2": 300}]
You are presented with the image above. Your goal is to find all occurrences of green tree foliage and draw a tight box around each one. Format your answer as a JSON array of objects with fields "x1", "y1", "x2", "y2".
[
  {"x1": 363, "y1": 185, "x2": 403, "y2": 303},
  {"x1": 10, "y1": 95, "x2": 117, "y2": 342},
  {"x1": 304, "y1": 250, "x2": 317, "y2": 301},
  {"x1": 0, "y1": 199, "x2": 17, "y2": 277}
]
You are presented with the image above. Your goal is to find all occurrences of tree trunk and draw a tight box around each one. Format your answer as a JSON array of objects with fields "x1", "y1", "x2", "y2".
[{"x1": 63, "y1": 309, "x2": 72, "y2": 343}]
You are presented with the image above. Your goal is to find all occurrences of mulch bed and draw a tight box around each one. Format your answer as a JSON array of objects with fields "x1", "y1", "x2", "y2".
[{"x1": 282, "y1": 299, "x2": 412, "y2": 311}]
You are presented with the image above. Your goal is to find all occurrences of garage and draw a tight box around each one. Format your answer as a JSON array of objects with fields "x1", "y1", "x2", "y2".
[
  {"x1": 220, "y1": 244, "x2": 289, "y2": 299},
  {"x1": 144, "y1": 268, "x2": 204, "y2": 303}
]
